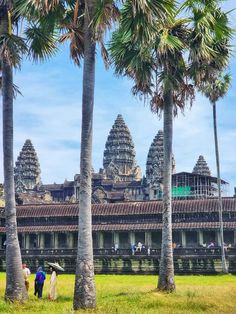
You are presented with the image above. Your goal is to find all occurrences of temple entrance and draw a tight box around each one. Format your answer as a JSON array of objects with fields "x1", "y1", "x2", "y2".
[
  {"x1": 135, "y1": 232, "x2": 145, "y2": 246},
  {"x1": 104, "y1": 232, "x2": 113, "y2": 249},
  {"x1": 29, "y1": 234, "x2": 38, "y2": 248},
  {"x1": 119, "y1": 232, "x2": 130, "y2": 249},
  {"x1": 203, "y1": 231, "x2": 216, "y2": 245},
  {"x1": 93, "y1": 233, "x2": 99, "y2": 248},
  {"x1": 186, "y1": 231, "x2": 197, "y2": 247},
  {"x1": 224, "y1": 231, "x2": 234, "y2": 245},
  {"x1": 72, "y1": 233, "x2": 78, "y2": 248},
  {"x1": 172, "y1": 231, "x2": 181, "y2": 246},
  {"x1": 58, "y1": 233, "x2": 67, "y2": 248},
  {"x1": 44, "y1": 233, "x2": 53, "y2": 248},
  {"x1": 151, "y1": 232, "x2": 162, "y2": 248}
]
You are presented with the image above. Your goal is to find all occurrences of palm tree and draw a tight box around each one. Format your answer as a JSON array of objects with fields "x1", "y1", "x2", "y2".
[
  {"x1": 72, "y1": 0, "x2": 97, "y2": 308},
  {"x1": 16, "y1": 0, "x2": 119, "y2": 308},
  {"x1": 0, "y1": 2, "x2": 58, "y2": 301},
  {"x1": 200, "y1": 73, "x2": 231, "y2": 273},
  {"x1": 109, "y1": 0, "x2": 232, "y2": 291},
  {"x1": 0, "y1": 2, "x2": 28, "y2": 301}
]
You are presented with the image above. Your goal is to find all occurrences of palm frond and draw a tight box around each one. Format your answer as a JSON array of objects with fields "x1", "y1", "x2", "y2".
[
  {"x1": 199, "y1": 72, "x2": 231, "y2": 103},
  {"x1": 0, "y1": 34, "x2": 27, "y2": 68},
  {"x1": 93, "y1": 0, "x2": 120, "y2": 37},
  {"x1": 25, "y1": 24, "x2": 58, "y2": 62},
  {"x1": 59, "y1": 26, "x2": 84, "y2": 65}
]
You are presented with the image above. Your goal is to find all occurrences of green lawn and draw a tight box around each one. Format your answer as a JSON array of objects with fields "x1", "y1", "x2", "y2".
[{"x1": 0, "y1": 273, "x2": 236, "y2": 313}]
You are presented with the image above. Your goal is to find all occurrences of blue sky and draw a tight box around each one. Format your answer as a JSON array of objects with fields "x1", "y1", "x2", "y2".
[{"x1": 0, "y1": 1, "x2": 236, "y2": 196}]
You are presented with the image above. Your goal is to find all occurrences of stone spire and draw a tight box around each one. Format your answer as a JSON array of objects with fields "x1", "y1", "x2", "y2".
[
  {"x1": 14, "y1": 139, "x2": 42, "y2": 192},
  {"x1": 146, "y1": 130, "x2": 176, "y2": 185},
  {"x1": 192, "y1": 155, "x2": 211, "y2": 176},
  {"x1": 103, "y1": 114, "x2": 141, "y2": 181}
]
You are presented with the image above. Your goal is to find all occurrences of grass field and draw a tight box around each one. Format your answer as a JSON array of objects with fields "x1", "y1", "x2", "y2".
[{"x1": 0, "y1": 273, "x2": 236, "y2": 314}]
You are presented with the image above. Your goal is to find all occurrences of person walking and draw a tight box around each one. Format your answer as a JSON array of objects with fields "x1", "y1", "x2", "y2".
[
  {"x1": 48, "y1": 266, "x2": 57, "y2": 301},
  {"x1": 34, "y1": 267, "x2": 46, "y2": 298},
  {"x1": 22, "y1": 263, "x2": 31, "y2": 291},
  {"x1": 48, "y1": 262, "x2": 64, "y2": 301}
]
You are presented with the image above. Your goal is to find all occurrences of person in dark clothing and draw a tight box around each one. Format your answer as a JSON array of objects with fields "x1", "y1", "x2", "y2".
[{"x1": 34, "y1": 267, "x2": 46, "y2": 298}]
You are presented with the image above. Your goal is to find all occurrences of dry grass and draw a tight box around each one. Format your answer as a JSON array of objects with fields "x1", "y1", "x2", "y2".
[{"x1": 0, "y1": 273, "x2": 236, "y2": 313}]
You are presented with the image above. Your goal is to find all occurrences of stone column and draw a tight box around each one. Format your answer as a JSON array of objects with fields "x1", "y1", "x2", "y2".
[
  {"x1": 39, "y1": 233, "x2": 45, "y2": 249},
  {"x1": 130, "y1": 231, "x2": 135, "y2": 246},
  {"x1": 54, "y1": 233, "x2": 59, "y2": 249},
  {"x1": 21, "y1": 233, "x2": 25, "y2": 249},
  {"x1": 67, "y1": 233, "x2": 74, "y2": 249},
  {"x1": 145, "y1": 231, "x2": 152, "y2": 248},
  {"x1": 98, "y1": 232, "x2": 104, "y2": 249},
  {"x1": 113, "y1": 232, "x2": 119, "y2": 247},
  {"x1": 25, "y1": 234, "x2": 30, "y2": 249},
  {"x1": 35, "y1": 233, "x2": 40, "y2": 248},
  {"x1": 181, "y1": 231, "x2": 186, "y2": 247},
  {"x1": 198, "y1": 230, "x2": 203, "y2": 246},
  {"x1": 216, "y1": 230, "x2": 221, "y2": 246}
]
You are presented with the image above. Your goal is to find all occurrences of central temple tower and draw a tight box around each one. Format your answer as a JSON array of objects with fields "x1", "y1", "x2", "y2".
[{"x1": 103, "y1": 114, "x2": 141, "y2": 182}]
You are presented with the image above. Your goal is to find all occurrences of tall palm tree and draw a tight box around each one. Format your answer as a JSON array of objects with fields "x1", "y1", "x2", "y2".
[
  {"x1": 16, "y1": 0, "x2": 119, "y2": 308},
  {"x1": 109, "y1": 0, "x2": 232, "y2": 291},
  {"x1": 200, "y1": 73, "x2": 231, "y2": 273},
  {"x1": 0, "y1": 2, "x2": 28, "y2": 301},
  {"x1": 72, "y1": 0, "x2": 97, "y2": 308},
  {"x1": 0, "y1": 2, "x2": 58, "y2": 301}
]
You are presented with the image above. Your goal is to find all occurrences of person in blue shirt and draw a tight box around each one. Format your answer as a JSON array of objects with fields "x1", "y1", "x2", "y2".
[{"x1": 34, "y1": 267, "x2": 46, "y2": 298}]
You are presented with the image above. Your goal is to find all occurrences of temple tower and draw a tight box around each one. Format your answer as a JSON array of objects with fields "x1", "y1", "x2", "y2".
[
  {"x1": 14, "y1": 139, "x2": 42, "y2": 192},
  {"x1": 146, "y1": 130, "x2": 176, "y2": 199},
  {"x1": 103, "y1": 114, "x2": 141, "y2": 181},
  {"x1": 192, "y1": 155, "x2": 211, "y2": 176}
]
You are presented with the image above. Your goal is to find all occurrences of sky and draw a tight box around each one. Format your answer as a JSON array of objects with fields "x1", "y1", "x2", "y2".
[{"x1": 0, "y1": 1, "x2": 236, "y2": 196}]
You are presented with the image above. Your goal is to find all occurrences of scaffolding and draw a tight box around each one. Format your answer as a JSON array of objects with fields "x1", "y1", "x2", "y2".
[{"x1": 171, "y1": 172, "x2": 229, "y2": 200}]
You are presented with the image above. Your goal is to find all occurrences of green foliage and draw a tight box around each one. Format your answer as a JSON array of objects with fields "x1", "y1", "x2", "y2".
[
  {"x1": 0, "y1": 34, "x2": 27, "y2": 68},
  {"x1": 109, "y1": 0, "x2": 232, "y2": 115},
  {"x1": 25, "y1": 24, "x2": 58, "y2": 62},
  {"x1": 0, "y1": 273, "x2": 235, "y2": 313},
  {"x1": 199, "y1": 72, "x2": 231, "y2": 103}
]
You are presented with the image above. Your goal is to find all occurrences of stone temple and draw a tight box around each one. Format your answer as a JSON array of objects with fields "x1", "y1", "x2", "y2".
[
  {"x1": 0, "y1": 114, "x2": 234, "y2": 275},
  {"x1": 13, "y1": 114, "x2": 228, "y2": 204},
  {"x1": 14, "y1": 139, "x2": 41, "y2": 192}
]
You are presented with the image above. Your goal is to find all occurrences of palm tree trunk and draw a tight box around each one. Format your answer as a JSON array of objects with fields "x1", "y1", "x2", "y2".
[
  {"x1": 212, "y1": 101, "x2": 228, "y2": 274},
  {"x1": 158, "y1": 88, "x2": 175, "y2": 291},
  {"x1": 1, "y1": 4, "x2": 27, "y2": 301},
  {"x1": 73, "y1": 0, "x2": 96, "y2": 309}
]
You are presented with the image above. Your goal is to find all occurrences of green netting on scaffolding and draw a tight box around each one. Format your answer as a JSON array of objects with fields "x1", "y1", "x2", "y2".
[{"x1": 172, "y1": 186, "x2": 191, "y2": 197}]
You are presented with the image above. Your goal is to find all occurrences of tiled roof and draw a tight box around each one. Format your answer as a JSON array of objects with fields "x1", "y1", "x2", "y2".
[
  {"x1": 1, "y1": 198, "x2": 236, "y2": 218},
  {"x1": 0, "y1": 221, "x2": 235, "y2": 233}
]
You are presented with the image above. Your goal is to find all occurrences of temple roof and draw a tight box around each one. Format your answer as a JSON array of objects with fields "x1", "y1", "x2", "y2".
[
  {"x1": 1, "y1": 198, "x2": 236, "y2": 232},
  {"x1": 1, "y1": 221, "x2": 236, "y2": 233},
  {"x1": 14, "y1": 139, "x2": 41, "y2": 191},
  {"x1": 146, "y1": 130, "x2": 176, "y2": 184},
  {"x1": 0, "y1": 197, "x2": 235, "y2": 218},
  {"x1": 192, "y1": 155, "x2": 211, "y2": 176}
]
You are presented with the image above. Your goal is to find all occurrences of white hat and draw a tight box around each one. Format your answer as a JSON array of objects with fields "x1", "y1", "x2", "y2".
[{"x1": 47, "y1": 262, "x2": 65, "y2": 272}]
